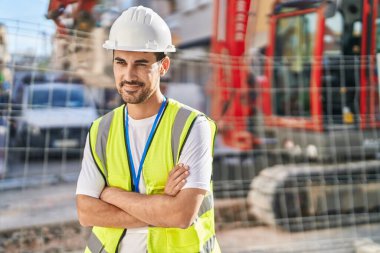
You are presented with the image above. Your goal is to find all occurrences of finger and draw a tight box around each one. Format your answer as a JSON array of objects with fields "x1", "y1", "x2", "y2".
[
  {"x1": 172, "y1": 170, "x2": 189, "y2": 186},
  {"x1": 168, "y1": 179, "x2": 186, "y2": 196},
  {"x1": 174, "y1": 179, "x2": 187, "y2": 194},
  {"x1": 168, "y1": 180, "x2": 183, "y2": 195},
  {"x1": 170, "y1": 168, "x2": 187, "y2": 183},
  {"x1": 166, "y1": 164, "x2": 189, "y2": 196},
  {"x1": 175, "y1": 178, "x2": 187, "y2": 190},
  {"x1": 171, "y1": 165, "x2": 189, "y2": 180},
  {"x1": 169, "y1": 163, "x2": 184, "y2": 176}
]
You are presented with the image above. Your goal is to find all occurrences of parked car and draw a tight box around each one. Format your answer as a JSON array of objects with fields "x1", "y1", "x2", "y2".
[{"x1": 13, "y1": 83, "x2": 98, "y2": 157}]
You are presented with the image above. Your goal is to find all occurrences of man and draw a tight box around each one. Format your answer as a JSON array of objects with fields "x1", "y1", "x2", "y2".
[{"x1": 76, "y1": 5, "x2": 220, "y2": 253}]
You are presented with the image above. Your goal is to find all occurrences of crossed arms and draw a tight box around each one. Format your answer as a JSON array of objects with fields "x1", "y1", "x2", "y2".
[{"x1": 76, "y1": 164, "x2": 206, "y2": 229}]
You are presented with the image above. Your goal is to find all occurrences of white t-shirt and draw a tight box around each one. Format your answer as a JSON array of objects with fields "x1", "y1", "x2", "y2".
[{"x1": 76, "y1": 112, "x2": 213, "y2": 253}]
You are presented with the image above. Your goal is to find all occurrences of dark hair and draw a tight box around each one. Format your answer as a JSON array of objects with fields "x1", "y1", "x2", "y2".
[
  {"x1": 155, "y1": 52, "x2": 167, "y2": 61},
  {"x1": 112, "y1": 50, "x2": 167, "y2": 62}
]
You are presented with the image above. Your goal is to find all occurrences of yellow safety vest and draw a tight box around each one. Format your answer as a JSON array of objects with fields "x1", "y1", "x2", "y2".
[{"x1": 85, "y1": 98, "x2": 220, "y2": 253}]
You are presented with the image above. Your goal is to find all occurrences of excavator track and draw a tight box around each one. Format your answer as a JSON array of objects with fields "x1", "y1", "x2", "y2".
[{"x1": 247, "y1": 160, "x2": 380, "y2": 231}]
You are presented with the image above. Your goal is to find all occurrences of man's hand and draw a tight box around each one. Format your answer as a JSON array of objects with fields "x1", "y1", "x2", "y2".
[{"x1": 165, "y1": 163, "x2": 189, "y2": 196}]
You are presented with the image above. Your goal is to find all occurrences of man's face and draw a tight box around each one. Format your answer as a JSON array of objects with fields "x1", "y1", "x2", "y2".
[{"x1": 113, "y1": 50, "x2": 164, "y2": 104}]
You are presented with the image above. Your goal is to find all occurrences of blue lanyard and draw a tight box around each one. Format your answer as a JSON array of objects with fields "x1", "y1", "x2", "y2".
[{"x1": 125, "y1": 97, "x2": 167, "y2": 193}]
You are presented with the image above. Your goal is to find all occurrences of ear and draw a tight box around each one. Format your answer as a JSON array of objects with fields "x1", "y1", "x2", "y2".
[{"x1": 160, "y1": 56, "x2": 170, "y2": 76}]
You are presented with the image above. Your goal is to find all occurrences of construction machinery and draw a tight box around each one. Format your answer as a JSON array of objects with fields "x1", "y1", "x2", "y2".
[
  {"x1": 210, "y1": 0, "x2": 380, "y2": 230},
  {"x1": 210, "y1": 0, "x2": 255, "y2": 150},
  {"x1": 210, "y1": 0, "x2": 266, "y2": 199},
  {"x1": 254, "y1": 0, "x2": 380, "y2": 160},
  {"x1": 46, "y1": 0, "x2": 97, "y2": 35},
  {"x1": 46, "y1": 0, "x2": 116, "y2": 110},
  {"x1": 230, "y1": 0, "x2": 380, "y2": 230}
]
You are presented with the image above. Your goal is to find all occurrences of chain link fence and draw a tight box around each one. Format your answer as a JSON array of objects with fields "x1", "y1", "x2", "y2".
[{"x1": 1, "y1": 17, "x2": 380, "y2": 253}]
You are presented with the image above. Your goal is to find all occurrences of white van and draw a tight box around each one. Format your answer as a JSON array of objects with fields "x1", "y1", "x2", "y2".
[{"x1": 13, "y1": 83, "x2": 98, "y2": 156}]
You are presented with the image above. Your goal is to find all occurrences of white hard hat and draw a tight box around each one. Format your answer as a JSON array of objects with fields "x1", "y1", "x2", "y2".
[{"x1": 103, "y1": 6, "x2": 176, "y2": 53}]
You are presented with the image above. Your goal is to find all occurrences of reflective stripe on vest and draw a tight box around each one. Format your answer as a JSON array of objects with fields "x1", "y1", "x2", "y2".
[
  {"x1": 198, "y1": 194, "x2": 213, "y2": 217},
  {"x1": 200, "y1": 235, "x2": 216, "y2": 253},
  {"x1": 86, "y1": 99, "x2": 219, "y2": 253},
  {"x1": 171, "y1": 106, "x2": 192, "y2": 164},
  {"x1": 96, "y1": 110, "x2": 114, "y2": 181},
  {"x1": 87, "y1": 231, "x2": 106, "y2": 253}
]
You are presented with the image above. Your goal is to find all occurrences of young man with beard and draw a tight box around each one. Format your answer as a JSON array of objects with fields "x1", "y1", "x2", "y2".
[{"x1": 76, "y1": 5, "x2": 220, "y2": 253}]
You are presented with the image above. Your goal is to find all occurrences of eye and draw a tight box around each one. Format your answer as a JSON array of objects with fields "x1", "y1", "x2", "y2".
[{"x1": 115, "y1": 60, "x2": 126, "y2": 65}]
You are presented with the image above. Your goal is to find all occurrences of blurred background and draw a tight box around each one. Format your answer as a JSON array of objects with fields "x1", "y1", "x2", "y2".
[{"x1": 2, "y1": 0, "x2": 380, "y2": 252}]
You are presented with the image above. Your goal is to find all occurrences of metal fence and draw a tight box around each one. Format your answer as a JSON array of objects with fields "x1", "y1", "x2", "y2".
[{"x1": 2, "y1": 19, "x2": 380, "y2": 253}]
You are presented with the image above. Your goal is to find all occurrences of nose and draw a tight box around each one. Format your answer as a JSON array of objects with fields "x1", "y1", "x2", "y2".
[{"x1": 122, "y1": 65, "x2": 138, "y2": 82}]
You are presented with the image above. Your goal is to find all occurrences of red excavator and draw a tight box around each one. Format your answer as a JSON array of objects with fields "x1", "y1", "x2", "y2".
[
  {"x1": 256, "y1": 0, "x2": 380, "y2": 160},
  {"x1": 46, "y1": 0, "x2": 97, "y2": 35},
  {"x1": 213, "y1": 0, "x2": 380, "y2": 231},
  {"x1": 211, "y1": 0, "x2": 380, "y2": 230},
  {"x1": 211, "y1": 0, "x2": 380, "y2": 159}
]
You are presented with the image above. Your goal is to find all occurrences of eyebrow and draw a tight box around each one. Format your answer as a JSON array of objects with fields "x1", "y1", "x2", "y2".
[
  {"x1": 114, "y1": 57, "x2": 126, "y2": 62},
  {"x1": 135, "y1": 59, "x2": 149, "y2": 64},
  {"x1": 114, "y1": 57, "x2": 149, "y2": 64}
]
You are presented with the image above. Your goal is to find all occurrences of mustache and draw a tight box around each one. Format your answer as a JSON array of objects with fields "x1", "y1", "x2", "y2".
[{"x1": 119, "y1": 80, "x2": 144, "y2": 87}]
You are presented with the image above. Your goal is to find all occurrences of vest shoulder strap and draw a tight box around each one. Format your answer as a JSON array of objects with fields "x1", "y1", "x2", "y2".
[
  {"x1": 89, "y1": 105, "x2": 125, "y2": 184},
  {"x1": 169, "y1": 98, "x2": 206, "y2": 164}
]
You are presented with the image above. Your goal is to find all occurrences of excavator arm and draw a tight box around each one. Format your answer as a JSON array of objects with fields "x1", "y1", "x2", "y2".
[
  {"x1": 46, "y1": 0, "x2": 97, "y2": 35},
  {"x1": 211, "y1": 0, "x2": 257, "y2": 150}
]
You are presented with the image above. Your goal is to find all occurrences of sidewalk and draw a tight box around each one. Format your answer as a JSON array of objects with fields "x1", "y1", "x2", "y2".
[
  {"x1": 0, "y1": 183, "x2": 77, "y2": 231},
  {"x1": 217, "y1": 225, "x2": 380, "y2": 252},
  {"x1": 2, "y1": 182, "x2": 380, "y2": 252}
]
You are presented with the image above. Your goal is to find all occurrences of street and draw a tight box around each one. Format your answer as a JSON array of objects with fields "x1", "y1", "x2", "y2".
[{"x1": 1, "y1": 152, "x2": 82, "y2": 190}]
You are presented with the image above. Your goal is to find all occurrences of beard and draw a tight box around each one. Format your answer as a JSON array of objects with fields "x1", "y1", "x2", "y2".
[{"x1": 118, "y1": 80, "x2": 152, "y2": 104}]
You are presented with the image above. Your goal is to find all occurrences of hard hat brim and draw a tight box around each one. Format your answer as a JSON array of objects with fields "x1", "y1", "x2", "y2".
[{"x1": 103, "y1": 41, "x2": 176, "y2": 53}]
